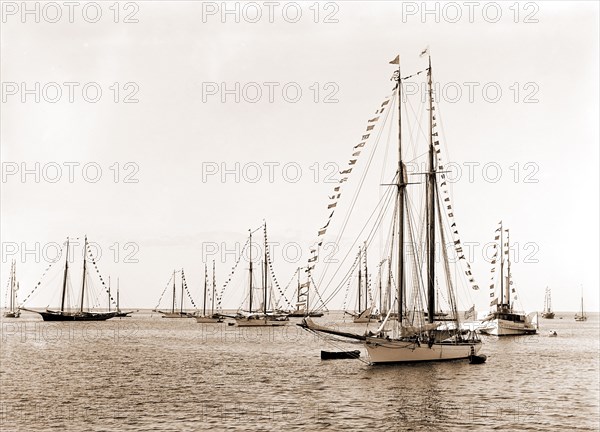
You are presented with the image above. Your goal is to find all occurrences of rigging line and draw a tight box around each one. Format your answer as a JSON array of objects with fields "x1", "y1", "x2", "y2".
[
  {"x1": 154, "y1": 273, "x2": 175, "y2": 310},
  {"x1": 436, "y1": 190, "x2": 461, "y2": 329},
  {"x1": 278, "y1": 267, "x2": 300, "y2": 310},
  {"x1": 20, "y1": 243, "x2": 65, "y2": 305},
  {"x1": 216, "y1": 236, "x2": 250, "y2": 308},
  {"x1": 315, "y1": 184, "x2": 396, "y2": 309},
  {"x1": 314, "y1": 179, "x2": 396, "y2": 308},
  {"x1": 315, "y1": 91, "x2": 397, "y2": 289},
  {"x1": 308, "y1": 274, "x2": 329, "y2": 312}
]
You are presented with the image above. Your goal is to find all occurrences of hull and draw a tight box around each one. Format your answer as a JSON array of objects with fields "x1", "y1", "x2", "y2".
[
  {"x1": 541, "y1": 312, "x2": 555, "y2": 319},
  {"x1": 3, "y1": 311, "x2": 20, "y2": 318},
  {"x1": 235, "y1": 317, "x2": 288, "y2": 327},
  {"x1": 114, "y1": 311, "x2": 133, "y2": 318},
  {"x1": 574, "y1": 315, "x2": 587, "y2": 322},
  {"x1": 478, "y1": 318, "x2": 537, "y2": 336},
  {"x1": 195, "y1": 316, "x2": 224, "y2": 323},
  {"x1": 288, "y1": 311, "x2": 324, "y2": 318},
  {"x1": 37, "y1": 311, "x2": 116, "y2": 321},
  {"x1": 365, "y1": 337, "x2": 482, "y2": 363},
  {"x1": 160, "y1": 312, "x2": 194, "y2": 318}
]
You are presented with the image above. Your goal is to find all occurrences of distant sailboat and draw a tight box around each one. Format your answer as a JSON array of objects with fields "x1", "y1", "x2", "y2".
[
  {"x1": 29, "y1": 236, "x2": 117, "y2": 321},
  {"x1": 3, "y1": 260, "x2": 20, "y2": 318},
  {"x1": 541, "y1": 287, "x2": 555, "y2": 319},
  {"x1": 478, "y1": 224, "x2": 537, "y2": 336},
  {"x1": 574, "y1": 287, "x2": 587, "y2": 322},
  {"x1": 235, "y1": 223, "x2": 289, "y2": 327},
  {"x1": 158, "y1": 269, "x2": 195, "y2": 318},
  {"x1": 352, "y1": 244, "x2": 376, "y2": 323},
  {"x1": 113, "y1": 277, "x2": 133, "y2": 318},
  {"x1": 287, "y1": 267, "x2": 324, "y2": 317},
  {"x1": 195, "y1": 261, "x2": 224, "y2": 323}
]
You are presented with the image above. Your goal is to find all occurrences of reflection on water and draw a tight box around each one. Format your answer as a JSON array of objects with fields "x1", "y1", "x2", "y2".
[{"x1": 1, "y1": 311, "x2": 598, "y2": 431}]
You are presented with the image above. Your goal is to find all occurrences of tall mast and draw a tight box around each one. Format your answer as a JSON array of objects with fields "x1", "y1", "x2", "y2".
[
  {"x1": 248, "y1": 229, "x2": 253, "y2": 313},
  {"x1": 397, "y1": 56, "x2": 406, "y2": 324},
  {"x1": 9, "y1": 261, "x2": 14, "y2": 312},
  {"x1": 506, "y1": 229, "x2": 511, "y2": 309},
  {"x1": 117, "y1": 277, "x2": 120, "y2": 312},
  {"x1": 108, "y1": 276, "x2": 111, "y2": 312},
  {"x1": 211, "y1": 260, "x2": 216, "y2": 315},
  {"x1": 203, "y1": 263, "x2": 208, "y2": 316},
  {"x1": 364, "y1": 241, "x2": 368, "y2": 311},
  {"x1": 500, "y1": 223, "x2": 504, "y2": 308},
  {"x1": 297, "y1": 268, "x2": 301, "y2": 311},
  {"x1": 180, "y1": 268, "x2": 184, "y2": 314},
  {"x1": 60, "y1": 238, "x2": 70, "y2": 312},
  {"x1": 263, "y1": 222, "x2": 268, "y2": 315},
  {"x1": 426, "y1": 55, "x2": 436, "y2": 324},
  {"x1": 79, "y1": 236, "x2": 88, "y2": 313},
  {"x1": 357, "y1": 246, "x2": 362, "y2": 312},
  {"x1": 378, "y1": 262, "x2": 382, "y2": 315},
  {"x1": 171, "y1": 269, "x2": 176, "y2": 314}
]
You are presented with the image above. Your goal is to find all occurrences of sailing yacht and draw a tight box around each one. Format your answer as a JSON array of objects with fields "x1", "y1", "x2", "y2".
[
  {"x1": 235, "y1": 223, "x2": 289, "y2": 327},
  {"x1": 157, "y1": 269, "x2": 195, "y2": 318},
  {"x1": 195, "y1": 261, "x2": 224, "y2": 323},
  {"x1": 541, "y1": 287, "x2": 555, "y2": 319},
  {"x1": 302, "y1": 53, "x2": 482, "y2": 362},
  {"x1": 574, "y1": 288, "x2": 587, "y2": 321},
  {"x1": 364, "y1": 54, "x2": 481, "y2": 362},
  {"x1": 287, "y1": 267, "x2": 324, "y2": 317},
  {"x1": 112, "y1": 277, "x2": 133, "y2": 318},
  {"x1": 27, "y1": 237, "x2": 117, "y2": 321},
  {"x1": 352, "y1": 244, "x2": 377, "y2": 323},
  {"x1": 478, "y1": 224, "x2": 538, "y2": 336},
  {"x1": 3, "y1": 260, "x2": 20, "y2": 318}
]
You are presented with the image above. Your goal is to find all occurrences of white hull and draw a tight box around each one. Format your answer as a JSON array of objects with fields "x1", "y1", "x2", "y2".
[
  {"x1": 478, "y1": 318, "x2": 537, "y2": 336},
  {"x1": 235, "y1": 317, "x2": 288, "y2": 327},
  {"x1": 365, "y1": 337, "x2": 482, "y2": 363}
]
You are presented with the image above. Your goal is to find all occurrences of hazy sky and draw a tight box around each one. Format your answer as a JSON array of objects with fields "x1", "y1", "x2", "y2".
[{"x1": 1, "y1": 1, "x2": 598, "y2": 312}]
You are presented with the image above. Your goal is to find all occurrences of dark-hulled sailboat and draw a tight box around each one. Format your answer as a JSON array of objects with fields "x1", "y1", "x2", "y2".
[{"x1": 31, "y1": 237, "x2": 117, "y2": 321}]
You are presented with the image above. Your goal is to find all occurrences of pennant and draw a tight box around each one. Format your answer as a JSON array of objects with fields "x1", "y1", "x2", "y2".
[
  {"x1": 434, "y1": 141, "x2": 439, "y2": 146},
  {"x1": 490, "y1": 298, "x2": 498, "y2": 306},
  {"x1": 327, "y1": 202, "x2": 337, "y2": 209},
  {"x1": 494, "y1": 235, "x2": 500, "y2": 240},
  {"x1": 381, "y1": 100, "x2": 390, "y2": 107},
  {"x1": 349, "y1": 159, "x2": 357, "y2": 165},
  {"x1": 361, "y1": 134, "x2": 370, "y2": 140},
  {"x1": 454, "y1": 240, "x2": 460, "y2": 245},
  {"x1": 308, "y1": 256, "x2": 318, "y2": 263},
  {"x1": 366, "y1": 125, "x2": 375, "y2": 131},
  {"x1": 389, "y1": 55, "x2": 400, "y2": 65},
  {"x1": 420, "y1": 47, "x2": 429, "y2": 57},
  {"x1": 352, "y1": 151, "x2": 361, "y2": 157},
  {"x1": 300, "y1": 282, "x2": 310, "y2": 288},
  {"x1": 368, "y1": 117, "x2": 380, "y2": 123},
  {"x1": 432, "y1": 132, "x2": 438, "y2": 136},
  {"x1": 340, "y1": 169, "x2": 352, "y2": 175},
  {"x1": 444, "y1": 197, "x2": 450, "y2": 202},
  {"x1": 333, "y1": 186, "x2": 340, "y2": 192},
  {"x1": 318, "y1": 228, "x2": 327, "y2": 236},
  {"x1": 354, "y1": 142, "x2": 365, "y2": 149}
]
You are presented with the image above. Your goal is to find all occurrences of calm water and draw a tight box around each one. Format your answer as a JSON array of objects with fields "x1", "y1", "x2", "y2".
[{"x1": 1, "y1": 311, "x2": 598, "y2": 431}]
